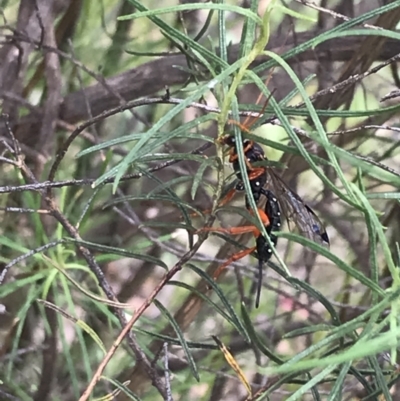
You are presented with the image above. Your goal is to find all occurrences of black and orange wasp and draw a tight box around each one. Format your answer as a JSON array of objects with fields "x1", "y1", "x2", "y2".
[{"x1": 196, "y1": 90, "x2": 329, "y2": 307}]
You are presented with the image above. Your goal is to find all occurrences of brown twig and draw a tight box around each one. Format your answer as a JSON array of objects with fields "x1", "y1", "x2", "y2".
[
  {"x1": 0, "y1": 115, "x2": 168, "y2": 399},
  {"x1": 78, "y1": 237, "x2": 205, "y2": 401}
]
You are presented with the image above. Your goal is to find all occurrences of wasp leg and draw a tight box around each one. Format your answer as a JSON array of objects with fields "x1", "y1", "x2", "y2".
[
  {"x1": 189, "y1": 187, "x2": 238, "y2": 219},
  {"x1": 214, "y1": 188, "x2": 237, "y2": 208},
  {"x1": 213, "y1": 246, "x2": 256, "y2": 281},
  {"x1": 196, "y1": 206, "x2": 271, "y2": 236},
  {"x1": 248, "y1": 168, "x2": 265, "y2": 180},
  {"x1": 196, "y1": 224, "x2": 260, "y2": 237}
]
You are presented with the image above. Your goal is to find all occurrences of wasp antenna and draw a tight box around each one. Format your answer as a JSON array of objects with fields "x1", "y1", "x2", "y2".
[
  {"x1": 255, "y1": 259, "x2": 263, "y2": 308},
  {"x1": 226, "y1": 119, "x2": 251, "y2": 134},
  {"x1": 246, "y1": 88, "x2": 277, "y2": 132},
  {"x1": 240, "y1": 32, "x2": 289, "y2": 131}
]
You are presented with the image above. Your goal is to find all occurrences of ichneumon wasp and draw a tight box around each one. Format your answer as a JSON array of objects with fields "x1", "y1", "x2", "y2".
[
  {"x1": 198, "y1": 186, "x2": 281, "y2": 308},
  {"x1": 196, "y1": 89, "x2": 329, "y2": 308},
  {"x1": 222, "y1": 133, "x2": 329, "y2": 245}
]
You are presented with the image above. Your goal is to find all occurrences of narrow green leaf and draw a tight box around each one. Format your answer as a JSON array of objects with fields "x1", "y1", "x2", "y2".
[
  {"x1": 286, "y1": 365, "x2": 336, "y2": 401},
  {"x1": 55, "y1": 275, "x2": 91, "y2": 381},
  {"x1": 277, "y1": 232, "x2": 384, "y2": 295},
  {"x1": 103, "y1": 194, "x2": 199, "y2": 214},
  {"x1": 239, "y1": 0, "x2": 259, "y2": 57},
  {"x1": 103, "y1": 58, "x2": 250, "y2": 192},
  {"x1": 100, "y1": 377, "x2": 143, "y2": 401},
  {"x1": 125, "y1": 0, "x2": 227, "y2": 69},
  {"x1": 366, "y1": 192, "x2": 400, "y2": 199},
  {"x1": 153, "y1": 299, "x2": 200, "y2": 381},
  {"x1": 240, "y1": 302, "x2": 285, "y2": 364},
  {"x1": 328, "y1": 362, "x2": 352, "y2": 401},
  {"x1": 351, "y1": 184, "x2": 398, "y2": 287},
  {"x1": 140, "y1": 153, "x2": 209, "y2": 163},
  {"x1": 263, "y1": 325, "x2": 400, "y2": 376},
  {"x1": 76, "y1": 319, "x2": 107, "y2": 355},
  {"x1": 167, "y1": 280, "x2": 235, "y2": 327},
  {"x1": 313, "y1": 28, "x2": 400, "y2": 48},
  {"x1": 218, "y1": 0, "x2": 227, "y2": 63},
  {"x1": 250, "y1": 61, "x2": 358, "y2": 207},
  {"x1": 252, "y1": 0, "x2": 400, "y2": 76},
  {"x1": 276, "y1": 74, "x2": 316, "y2": 110},
  {"x1": 348, "y1": 366, "x2": 374, "y2": 396},
  {"x1": 0, "y1": 235, "x2": 29, "y2": 253},
  {"x1": 283, "y1": 324, "x2": 333, "y2": 339},
  {"x1": 288, "y1": 278, "x2": 341, "y2": 326},
  {"x1": 146, "y1": 175, "x2": 205, "y2": 197},
  {"x1": 276, "y1": 3, "x2": 317, "y2": 22},
  {"x1": 139, "y1": 221, "x2": 194, "y2": 231},
  {"x1": 76, "y1": 115, "x2": 214, "y2": 158},
  {"x1": 137, "y1": 166, "x2": 194, "y2": 238},
  {"x1": 187, "y1": 264, "x2": 250, "y2": 342},
  {"x1": 0, "y1": 272, "x2": 46, "y2": 298},
  {"x1": 134, "y1": 324, "x2": 217, "y2": 350},
  {"x1": 191, "y1": 160, "x2": 212, "y2": 200},
  {"x1": 120, "y1": 4, "x2": 263, "y2": 27},
  {"x1": 67, "y1": 238, "x2": 168, "y2": 270},
  {"x1": 368, "y1": 356, "x2": 393, "y2": 401},
  {"x1": 6, "y1": 286, "x2": 40, "y2": 379}
]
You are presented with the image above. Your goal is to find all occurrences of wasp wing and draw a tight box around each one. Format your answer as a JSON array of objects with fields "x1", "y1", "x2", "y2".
[{"x1": 264, "y1": 170, "x2": 329, "y2": 245}]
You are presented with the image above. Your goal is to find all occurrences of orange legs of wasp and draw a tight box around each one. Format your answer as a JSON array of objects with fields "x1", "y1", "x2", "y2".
[
  {"x1": 225, "y1": 88, "x2": 276, "y2": 135},
  {"x1": 198, "y1": 224, "x2": 260, "y2": 237},
  {"x1": 212, "y1": 247, "x2": 256, "y2": 281},
  {"x1": 189, "y1": 187, "x2": 237, "y2": 219},
  {"x1": 247, "y1": 168, "x2": 265, "y2": 180},
  {"x1": 196, "y1": 225, "x2": 258, "y2": 280},
  {"x1": 213, "y1": 188, "x2": 237, "y2": 208},
  {"x1": 196, "y1": 207, "x2": 270, "y2": 281}
]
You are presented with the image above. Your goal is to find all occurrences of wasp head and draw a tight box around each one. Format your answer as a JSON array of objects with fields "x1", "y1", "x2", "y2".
[{"x1": 221, "y1": 135, "x2": 235, "y2": 146}]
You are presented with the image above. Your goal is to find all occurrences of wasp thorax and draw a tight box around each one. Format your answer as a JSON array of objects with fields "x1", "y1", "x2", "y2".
[{"x1": 223, "y1": 135, "x2": 235, "y2": 146}]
